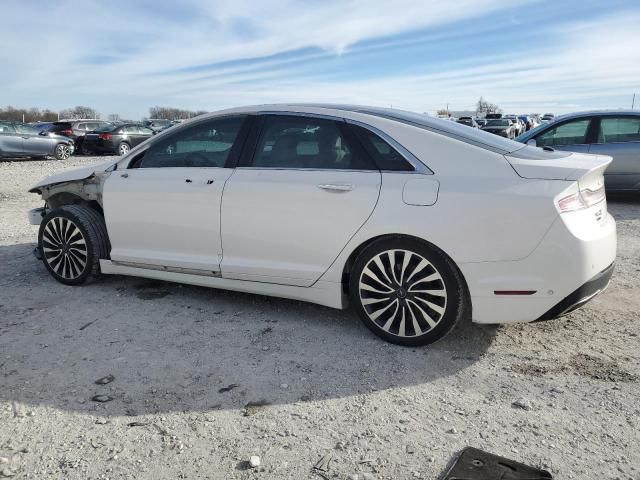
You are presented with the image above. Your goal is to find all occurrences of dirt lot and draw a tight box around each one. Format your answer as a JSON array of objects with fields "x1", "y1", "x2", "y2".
[{"x1": 1, "y1": 156, "x2": 639, "y2": 480}]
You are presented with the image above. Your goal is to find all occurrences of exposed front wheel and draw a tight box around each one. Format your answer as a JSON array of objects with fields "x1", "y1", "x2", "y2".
[
  {"x1": 54, "y1": 143, "x2": 71, "y2": 160},
  {"x1": 349, "y1": 237, "x2": 468, "y2": 346},
  {"x1": 38, "y1": 205, "x2": 110, "y2": 285},
  {"x1": 118, "y1": 142, "x2": 130, "y2": 156}
]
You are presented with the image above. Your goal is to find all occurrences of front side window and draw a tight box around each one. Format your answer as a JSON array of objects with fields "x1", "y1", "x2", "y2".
[
  {"x1": 597, "y1": 117, "x2": 640, "y2": 144},
  {"x1": 250, "y1": 116, "x2": 373, "y2": 170},
  {"x1": 0, "y1": 123, "x2": 16, "y2": 133},
  {"x1": 536, "y1": 119, "x2": 590, "y2": 147},
  {"x1": 136, "y1": 116, "x2": 244, "y2": 168}
]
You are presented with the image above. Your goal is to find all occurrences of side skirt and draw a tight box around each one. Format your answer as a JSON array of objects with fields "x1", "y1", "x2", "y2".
[{"x1": 99, "y1": 260, "x2": 347, "y2": 309}]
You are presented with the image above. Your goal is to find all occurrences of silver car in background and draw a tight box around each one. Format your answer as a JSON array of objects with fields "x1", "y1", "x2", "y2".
[
  {"x1": 516, "y1": 111, "x2": 640, "y2": 192},
  {"x1": 0, "y1": 122, "x2": 74, "y2": 160}
]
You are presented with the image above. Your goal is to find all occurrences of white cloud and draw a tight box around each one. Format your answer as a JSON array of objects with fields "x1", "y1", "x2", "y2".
[{"x1": 1, "y1": 2, "x2": 638, "y2": 117}]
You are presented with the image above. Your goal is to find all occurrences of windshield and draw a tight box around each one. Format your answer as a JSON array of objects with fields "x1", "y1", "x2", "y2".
[{"x1": 486, "y1": 119, "x2": 509, "y2": 127}]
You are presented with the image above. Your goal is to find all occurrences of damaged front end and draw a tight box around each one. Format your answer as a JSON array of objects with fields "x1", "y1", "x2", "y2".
[{"x1": 27, "y1": 161, "x2": 116, "y2": 226}]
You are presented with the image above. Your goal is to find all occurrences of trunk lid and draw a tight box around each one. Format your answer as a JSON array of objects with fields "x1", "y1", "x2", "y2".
[{"x1": 505, "y1": 146, "x2": 612, "y2": 181}]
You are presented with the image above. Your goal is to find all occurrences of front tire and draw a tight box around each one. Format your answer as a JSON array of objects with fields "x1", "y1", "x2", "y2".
[
  {"x1": 349, "y1": 237, "x2": 468, "y2": 346},
  {"x1": 38, "y1": 205, "x2": 110, "y2": 285},
  {"x1": 54, "y1": 143, "x2": 71, "y2": 160}
]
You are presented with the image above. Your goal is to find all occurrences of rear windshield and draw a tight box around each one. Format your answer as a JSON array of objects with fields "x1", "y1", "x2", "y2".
[
  {"x1": 94, "y1": 124, "x2": 117, "y2": 132},
  {"x1": 486, "y1": 119, "x2": 509, "y2": 127}
]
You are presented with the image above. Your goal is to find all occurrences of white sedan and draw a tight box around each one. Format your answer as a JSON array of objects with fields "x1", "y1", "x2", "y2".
[{"x1": 28, "y1": 104, "x2": 616, "y2": 346}]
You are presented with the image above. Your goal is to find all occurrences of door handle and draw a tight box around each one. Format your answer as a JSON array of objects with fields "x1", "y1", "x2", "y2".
[
  {"x1": 120, "y1": 173, "x2": 129, "y2": 178},
  {"x1": 317, "y1": 184, "x2": 353, "y2": 192}
]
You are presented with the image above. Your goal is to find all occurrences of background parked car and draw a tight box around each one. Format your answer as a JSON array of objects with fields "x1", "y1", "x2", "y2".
[
  {"x1": 482, "y1": 118, "x2": 517, "y2": 138},
  {"x1": 83, "y1": 123, "x2": 155, "y2": 155},
  {"x1": 503, "y1": 115, "x2": 524, "y2": 136},
  {"x1": 515, "y1": 110, "x2": 640, "y2": 192},
  {"x1": 47, "y1": 120, "x2": 113, "y2": 154},
  {"x1": 541, "y1": 113, "x2": 555, "y2": 123},
  {"x1": 0, "y1": 122, "x2": 74, "y2": 160},
  {"x1": 518, "y1": 115, "x2": 533, "y2": 131},
  {"x1": 143, "y1": 119, "x2": 173, "y2": 132},
  {"x1": 485, "y1": 113, "x2": 503, "y2": 120},
  {"x1": 475, "y1": 118, "x2": 488, "y2": 128},
  {"x1": 456, "y1": 117, "x2": 480, "y2": 128}
]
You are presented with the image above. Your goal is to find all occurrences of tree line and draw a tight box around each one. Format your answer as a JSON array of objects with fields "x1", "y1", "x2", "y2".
[
  {"x1": 436, "y1": 97, "x2": 502, "y2": 117},
  {"x1": 1, "y1": 105, "x2": 209, "y2": 123}
]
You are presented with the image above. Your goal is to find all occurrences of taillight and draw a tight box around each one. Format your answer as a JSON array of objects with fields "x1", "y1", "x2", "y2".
[
  {"x1": 557, "y1": 184, "x2": 606, "y2": 212},
  {"x1": 61, "y1": 129, "x2": 73, "y2": 136},
  {"x1": 98, "y1": 133, "x2": 112, "y2": 140}
]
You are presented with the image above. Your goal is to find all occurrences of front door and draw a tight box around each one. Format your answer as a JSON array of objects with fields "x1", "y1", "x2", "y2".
[
  {"x1": 102, "y1": 115, "x2": 248, "y2": 272},
  {"x1": 221, "y1": 114, "x2": 381, "y2": 287},
  {"x1": 0, "y1": 124, "x2": 23, "y2": 154}
]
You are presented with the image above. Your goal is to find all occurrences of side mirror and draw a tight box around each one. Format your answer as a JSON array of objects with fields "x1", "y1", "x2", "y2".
[{"x1": 526, "y1": 138, "x2": 537, "y2": 147}]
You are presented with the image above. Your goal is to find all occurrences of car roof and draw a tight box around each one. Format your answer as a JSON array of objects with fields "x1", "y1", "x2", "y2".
[
  {"x1": 195, "y1": 103, "x2": 524, "y2": 155},
  {"x1": 549, "y1": 110, "x2": 640, "y2": 123}
]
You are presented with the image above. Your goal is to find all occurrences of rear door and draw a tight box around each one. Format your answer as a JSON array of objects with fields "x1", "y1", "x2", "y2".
[
  {"x1": 220, "y1": 114, "x2": 381, "y2": 286},
  {"x1": 532, "y1": 117, "x2": 593, "y2": 153},
  {"x1": 103, "y1": 116, "x2": 249, "y2": 271},
  {"x1": 588, "y1": 115, "x2": 640, "y2": 190}
]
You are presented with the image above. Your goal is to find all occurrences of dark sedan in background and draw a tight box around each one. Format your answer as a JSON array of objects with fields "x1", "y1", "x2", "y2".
[
  {"x1": 516, "y1": 111, "x2": 640, "y2": 192},
  {"x1": 47, "y1": 120, "x2": 113, "y2": 154},
  {"x1": 83, "y1": 123, "x2": 154, "y2": 155},
  {"x1": 0, "y1": 122, "x2": 74, "y2": 160},
  {"x1": 481, "y1": 118, "x2": 517, "y2": 139}
]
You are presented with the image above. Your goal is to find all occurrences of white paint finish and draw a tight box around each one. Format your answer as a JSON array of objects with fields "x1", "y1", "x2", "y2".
[
  {"x1": 505, "y1": 151, "x2": 613, "y2": 181},
  {"x1": 99, "y1": 260, "x2": 346, "y2": 309},
  {"x1": 103, "y1": 167, "x2": 233, "y2": 271},
  {"x1": 220, "y1": 168, "x2": 381, "y2": 286},
  {"x1": 33, "y1": 105, "x2": 619, "y2": 325},
  {"x1": 402, "y1": 177, "x2": 439, "y2": 206}
]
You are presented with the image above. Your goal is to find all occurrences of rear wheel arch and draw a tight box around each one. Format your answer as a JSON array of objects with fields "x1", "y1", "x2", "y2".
[{"x1": 341, "y1": 234, "x2": 470, "y2": 299}]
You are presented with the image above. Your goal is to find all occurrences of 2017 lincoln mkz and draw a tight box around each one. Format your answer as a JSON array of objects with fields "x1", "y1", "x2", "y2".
[{"x1": 27, "y1": 105, "x2": 616, "y2": 345}]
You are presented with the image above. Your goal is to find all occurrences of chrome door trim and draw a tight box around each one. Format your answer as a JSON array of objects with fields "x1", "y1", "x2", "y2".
[{"x1": 111, "y1": 260, "x2": 221, "y2": 277}]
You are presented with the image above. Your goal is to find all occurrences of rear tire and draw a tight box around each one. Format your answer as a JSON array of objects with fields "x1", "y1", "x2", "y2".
[
  {"x1": 38, "y1": 205, "x2": 110, "y2": 285},
  {"x1": 349, "y1": 237, "x2": 468, "y2": 346},
  {"x1": 117, "y1": 142, "x2": 130, "y2": 156},
  {"x1": 54, "y1": 143, "x2": 71, "y2": 160}
]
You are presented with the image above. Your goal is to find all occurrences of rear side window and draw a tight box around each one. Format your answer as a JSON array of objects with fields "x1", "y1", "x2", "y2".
[
  {"x1": 136, "y1": 116, "x2": 245, "y2": 168},
  {"x1": 0, "y1": 123, "x2": 16, "y2": 133},
  {"x1": 250, "y1": 116, "x2": 375, "y2": 170},
  {"x1": 535, "y1": 119, "x2": 590, "y2": 147},
  {"x1": 349, "y1": 124, "x2": 414, "y2": 171},
  {"x1": 597, "y1": 117, "x2": 640, "y2": 144}
]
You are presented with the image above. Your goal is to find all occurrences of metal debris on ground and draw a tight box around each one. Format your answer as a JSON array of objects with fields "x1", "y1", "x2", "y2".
[
  {"x1": 441, "y1": 447, "x2": 552, "y2": 479},
  {"x1": 313, "y1": 451, "x2": 333, "y2": 472}
]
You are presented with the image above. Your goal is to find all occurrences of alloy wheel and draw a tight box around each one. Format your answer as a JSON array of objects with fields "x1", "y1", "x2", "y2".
[
  {"x1": 41, "y1": 217, "x2": 88, "y2": 280},
  {"x1": 119, "y1": 143, "x2": 130, "y2": 155},
  {"x1": 56, "y1": 144, "x2": 71, "y2": 160},
  {"x1": 358, "y1": 249, "x2": 447, "y2": 338}
]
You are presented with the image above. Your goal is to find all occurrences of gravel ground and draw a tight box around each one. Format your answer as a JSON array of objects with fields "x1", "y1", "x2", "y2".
[{"x1": 0, "y1": 156, "x2": 639, "y2": 480}]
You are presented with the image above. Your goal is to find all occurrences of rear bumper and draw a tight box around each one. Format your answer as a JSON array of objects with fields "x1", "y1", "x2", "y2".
[
  {"x1": 461, "y1": 210, "x2": 617, "y2": 324},
  {"x1": 83, "y1": 141, "x2": 116, "y2": 153},
  {"x1": 536, "y1": 262, "x2": 614, "y2": 321}
]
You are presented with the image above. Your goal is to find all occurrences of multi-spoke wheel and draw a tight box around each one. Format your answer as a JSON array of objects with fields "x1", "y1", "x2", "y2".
[
  {"x1": 349, "y1": 237, "x2": 467, "y2": 346},
  {"x1": 118, "y1": 142, "x2": 130, "y2": 156},
  {"x1": 54, "y1": 143, "x2": 71, "y2": 160},
  {"x1": 38, "y1": 205, "x2": 111, "y2": 285}
]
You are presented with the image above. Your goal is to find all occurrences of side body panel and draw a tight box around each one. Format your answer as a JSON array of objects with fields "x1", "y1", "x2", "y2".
[{"x1": 103, "y1": 167, "x2": 232, "y2": 271}]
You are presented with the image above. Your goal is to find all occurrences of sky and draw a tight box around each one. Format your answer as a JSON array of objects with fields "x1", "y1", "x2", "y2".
[{"x1": 1, "y1": 0, "x2": 639, "y2": 119}]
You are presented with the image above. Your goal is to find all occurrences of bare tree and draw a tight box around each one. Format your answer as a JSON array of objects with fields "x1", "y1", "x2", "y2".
[
  {"x1": 0, "y1": 106, "x2": 59, "y2": 122},
  {"x1": 475, "y1": 96, "x2": 501, "y2": 116},
  {"x1": 59, "y1": 106, "x2": 99, "y2": 120},
  {"x1": 149, "y1": 106, "x2": 208, "y2": 120}
]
